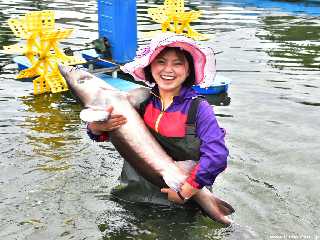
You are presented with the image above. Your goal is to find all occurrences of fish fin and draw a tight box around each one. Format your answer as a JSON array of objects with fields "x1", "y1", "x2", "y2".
[
  {"x1": 212, "y1": 196, "x2": 235, "y2": 216},
  {"x1": 193, "y1": 189, "x2": 234, "y2": 225},
  {"x1": 127, "y1": 87, "x2": 151, "y2": 108},
  {"x1": 204, "y1": 194, "x2": 234, "y2": 225},
  {"x1": 197, "y1": 198, "x2": 233, "y2": 225},
  {"x1": 79, "y1": 108, "x2": 110, "y2": 122}
]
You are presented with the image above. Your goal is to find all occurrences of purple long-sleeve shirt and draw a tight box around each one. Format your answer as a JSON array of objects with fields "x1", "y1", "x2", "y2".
[{"x1": 190, "y1": 97, "x2": 228, "y2": 188}]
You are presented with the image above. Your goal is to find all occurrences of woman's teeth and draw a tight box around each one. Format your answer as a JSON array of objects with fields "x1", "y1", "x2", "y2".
[{"x1": 161, "y1": 75, "x2": 175, "y2": 80}]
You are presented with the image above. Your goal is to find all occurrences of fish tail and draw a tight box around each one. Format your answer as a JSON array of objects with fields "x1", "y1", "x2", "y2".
[
  {"x1": 193, "y1": 188, "x2": 235, "y2": 225},
  {"x1": 214, "y1": 196, "x2": 235, "y2": 216}
]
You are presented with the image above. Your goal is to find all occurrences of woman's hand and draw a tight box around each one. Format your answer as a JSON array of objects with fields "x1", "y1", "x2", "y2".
[
  {"x1": 87, "y1": 106, "x2": 127, "y2": 135},
  {"x1": 161, "y1": 188, "x2": 185, "y2": 204},
  {"x1": 161, "y1": 182, "x2": 200, "y2": 204}
]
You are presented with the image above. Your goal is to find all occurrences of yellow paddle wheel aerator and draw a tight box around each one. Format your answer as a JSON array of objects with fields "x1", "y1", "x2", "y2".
[
  {"x1": 148, "y1": 0, "x2": 208, "y2": 41},
  {"x1": 3, "y1": 10, "x2": 84, "y2": 94}
]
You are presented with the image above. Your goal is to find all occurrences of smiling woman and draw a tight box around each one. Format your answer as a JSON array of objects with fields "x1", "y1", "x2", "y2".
[{"x1": 87, "y1": 33, "x2": 232, "y2": 223}]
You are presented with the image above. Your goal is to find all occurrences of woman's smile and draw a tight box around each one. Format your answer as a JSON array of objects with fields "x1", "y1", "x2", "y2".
[{"x1": 160, "y1": 74, "x2": 175, "y2": 80}]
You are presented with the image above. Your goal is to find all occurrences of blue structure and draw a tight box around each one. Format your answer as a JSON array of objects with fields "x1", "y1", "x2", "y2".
[{"x1": 97, "y1": 0, "x2": 137, "y2": 64}]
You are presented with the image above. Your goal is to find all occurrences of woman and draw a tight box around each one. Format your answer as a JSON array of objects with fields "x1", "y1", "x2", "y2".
[{"x1": 87, "y1": 33, "x2": 229, "y2": 206}]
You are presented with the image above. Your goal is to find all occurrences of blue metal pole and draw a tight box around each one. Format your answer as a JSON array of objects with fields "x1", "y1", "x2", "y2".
[{"x1": 97, "y1": 0, "x2": 137, "y2": 64}]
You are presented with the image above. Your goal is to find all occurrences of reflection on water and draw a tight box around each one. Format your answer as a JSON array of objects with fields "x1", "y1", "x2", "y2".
[
  {"x1": 258, "y1": 15, "x2": 320, "y2": 70},
  {"x1": 19, "y1": 92, "x2": 82, "y2": 164},
  {"x1": 206, "y1": 92, "x2": 231, "y2": 106},
  {"x1": 0, "y1": 0, "x2": 319, "y2": 239}
]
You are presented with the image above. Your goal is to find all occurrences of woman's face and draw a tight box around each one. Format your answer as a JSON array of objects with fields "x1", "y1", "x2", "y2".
[{"x1": 150, "y1": 48, "x2": 190, "y2": 96}]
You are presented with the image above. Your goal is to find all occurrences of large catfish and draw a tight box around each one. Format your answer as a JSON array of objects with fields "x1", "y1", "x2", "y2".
[{"x1": 58, "y1": 64, "x2": 234, "y2": 225}]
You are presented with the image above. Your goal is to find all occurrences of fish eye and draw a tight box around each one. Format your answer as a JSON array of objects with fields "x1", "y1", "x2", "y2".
[{"x1": 77, "y1": 76, "x2": 89, "y2": 84}]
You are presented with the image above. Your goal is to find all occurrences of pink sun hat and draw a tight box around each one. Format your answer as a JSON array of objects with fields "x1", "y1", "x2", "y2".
[{"x1": 121, "y1": 33, "x2": 216, "y2": 87}]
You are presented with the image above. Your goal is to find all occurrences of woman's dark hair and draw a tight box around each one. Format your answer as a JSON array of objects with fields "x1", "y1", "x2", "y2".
[{"x1": 143, "y1": 47, "x2": 196, "y2": 87}]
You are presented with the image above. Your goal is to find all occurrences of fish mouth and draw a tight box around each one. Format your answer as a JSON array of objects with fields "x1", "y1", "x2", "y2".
[
  {"x1": 58, "y1": 64, "x2": 74, "y2": 83},
  {"x1": 58, "y1": 64, "x2": 70, "y2": 75},
  {"x1": 58, "y1": 64, "x2": 80, "y2": 76}
]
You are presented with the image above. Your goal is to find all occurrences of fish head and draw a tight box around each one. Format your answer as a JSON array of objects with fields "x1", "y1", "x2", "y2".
[
  {"x1": 58, "y1": 64, "x2": 94, "y2": 87},
  {"x1": 58, "y1": 64, "x2": 115, "y2": 107}
]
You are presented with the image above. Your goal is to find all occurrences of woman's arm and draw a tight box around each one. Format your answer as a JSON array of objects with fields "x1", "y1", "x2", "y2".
[
  {"x1": 181, "y1": 100, "x2": 229, "y2": 199},
  {"x1": 86, "y1": 106, "x2": 127, "y2": 142}
]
